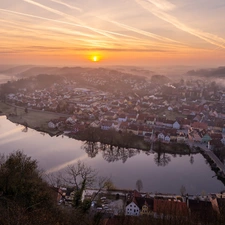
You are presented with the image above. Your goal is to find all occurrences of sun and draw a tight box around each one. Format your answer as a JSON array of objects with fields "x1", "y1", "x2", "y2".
[
  {"x1": 92, "y1": 56, "x2": 99, "y2": 62},
  {"x1": 88, "y1": 53, "x2": 102, "y2": 63}
]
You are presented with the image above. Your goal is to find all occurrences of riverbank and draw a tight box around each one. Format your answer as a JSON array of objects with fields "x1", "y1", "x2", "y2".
[
  {"x1": 1, "y1": 101, "x2": 194, "y2": 154},
  {"x1": 201, "y1": 150, "x2": 225, "y2": 185}
]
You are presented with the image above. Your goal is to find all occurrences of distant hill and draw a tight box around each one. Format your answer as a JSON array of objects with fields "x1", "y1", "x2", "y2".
[
  {"x1": 18, "y1": 66, "x2": 60, "y2": 78},
  {"x1": 151, "y1": 74, "x2": 170, "y2": 84},
  {"x1": 186, "y1": 67, "x2": 225, "y2": 78},
  {"x1": 1, "y1": 66, "x2": 155, "y2": 96},
  {"x1": 107, "y1": 66, "x2": 155, "y2": 77},
  {"x1": 0, "y1": 65, "x2": 34, "y2": 76}
]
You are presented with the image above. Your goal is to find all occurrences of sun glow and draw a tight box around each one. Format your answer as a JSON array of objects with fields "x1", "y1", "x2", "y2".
[
  {"x1": 92, "y1": 55, "x2": 99, "y2": 62},
  {"x1": 88, "y1": 53, "x2": 101, "y2": 62}
]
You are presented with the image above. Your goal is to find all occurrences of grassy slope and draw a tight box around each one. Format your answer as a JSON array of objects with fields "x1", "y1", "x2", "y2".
[{"x1": 0, "y1": 101, "x2": 60, "y2": 130}]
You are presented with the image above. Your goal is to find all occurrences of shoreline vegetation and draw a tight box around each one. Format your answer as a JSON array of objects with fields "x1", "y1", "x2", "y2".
[{"x1": 1, "y1": 101, "x2": 196, "y2": 155}]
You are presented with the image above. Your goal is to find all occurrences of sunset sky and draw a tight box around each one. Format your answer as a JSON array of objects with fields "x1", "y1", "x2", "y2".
[{"x1": 1, "y1": 0, "x2": 225, "y2": 66}]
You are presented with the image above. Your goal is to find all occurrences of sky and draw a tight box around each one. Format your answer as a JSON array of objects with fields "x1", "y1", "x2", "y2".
[{"x1": 0, "y1": 0, "x2": 225, "y2": 66}]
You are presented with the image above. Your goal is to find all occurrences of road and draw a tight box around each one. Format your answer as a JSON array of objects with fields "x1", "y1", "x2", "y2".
[{"x1": 187, "y1": 140, "x2": 225, "y2": 173}]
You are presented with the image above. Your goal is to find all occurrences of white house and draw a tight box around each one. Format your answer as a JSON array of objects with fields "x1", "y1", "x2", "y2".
[
  {"x1": 173, "y1": 121, "x2": 181, "y2": 130},
  {"x1": 125, "y1": 201, "x2": 140, "y2": 216},
  {"x1": 118, "y1": 114, "x2": 127, "y2": 122},
  {"x1": 66, "y1": 116, "x2": 77, "y2": 124},
  {"x1": 48, "y1": 121, "x2": 56, "y2": 129},
  {"x1": 158, "y1": 133, "x2": 165, "y2": 140},
  {"x1": 164, "y1": 135, "x2": 170, "y2": 142}
]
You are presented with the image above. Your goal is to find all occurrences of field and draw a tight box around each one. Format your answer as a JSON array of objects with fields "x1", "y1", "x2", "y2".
[{"x1": 0, "y1": 101, "x2": 61, "y2": 130}]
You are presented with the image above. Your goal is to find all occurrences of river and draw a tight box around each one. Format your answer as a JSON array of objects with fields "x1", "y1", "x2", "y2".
[{"x1": 0, "y1": 115, "x2": 224, "y2": 194}]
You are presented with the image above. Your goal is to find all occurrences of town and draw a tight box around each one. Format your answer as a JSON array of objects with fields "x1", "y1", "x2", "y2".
[
  {"x1": 57, "y1": 186, "x2": 225, "y2": 224},
  {"x1": 1, "y1": 70, "x2": 225, "y2": 172},
  {"x1": 1, "y1": 68, "x2": 225, "y2": 224}
]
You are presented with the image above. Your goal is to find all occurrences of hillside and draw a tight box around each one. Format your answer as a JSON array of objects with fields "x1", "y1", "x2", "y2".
[{"x1": 186, "y1": 67, "x2": 225, "y2": 78}]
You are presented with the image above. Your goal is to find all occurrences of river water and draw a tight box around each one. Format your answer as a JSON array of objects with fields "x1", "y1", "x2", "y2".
[{"x1": 0, "y1": 116, "x2": 224, "y2": 194}]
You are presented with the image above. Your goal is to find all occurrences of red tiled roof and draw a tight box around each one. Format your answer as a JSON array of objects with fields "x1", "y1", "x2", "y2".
[
  {"x1": 191, "y1": 122, "x2": 208, "y2": 130},
  {"x1": 153, "y1": 199, "x2": 188, "y2": 216}
]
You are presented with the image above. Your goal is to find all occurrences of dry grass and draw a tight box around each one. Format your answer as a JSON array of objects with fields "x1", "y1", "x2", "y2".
[{"x1": 0, "y1": 101, "x2": 61, "y2": 129}]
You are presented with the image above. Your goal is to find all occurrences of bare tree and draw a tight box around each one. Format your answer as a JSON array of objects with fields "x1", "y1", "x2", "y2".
[
  {"x1": 65, "y1": 160, "x2": 97, "y2": 191},
  {"x1": 136, "y1": 179, "x2": 143, "y2": 192},
  {"x1": 180, "y1": 185, "x2": 186, "y2": 196}
]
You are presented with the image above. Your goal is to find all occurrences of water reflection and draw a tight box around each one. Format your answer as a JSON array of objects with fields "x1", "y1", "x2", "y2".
[
  {"x1": 81, "y1": 141, "x2": 141, "y2": 163},
  {"x1": 190, "y1": 155, "x2": 194, "y2": 165},
  {"x1": 1, "y1": 115, "x2": 224, "y2": 194},
  {"x1": 82, "y1": 141, "x2": 99, "y2": 158},
  {"x1": 81, "y1": 141, "x2": 188, "y2": 166},
  {"x1": 154, "y1": 152, "x2": 171, "y2": 167},
  {"x1": 102, "y1": 146, "x2": 140, "y2": 163}
]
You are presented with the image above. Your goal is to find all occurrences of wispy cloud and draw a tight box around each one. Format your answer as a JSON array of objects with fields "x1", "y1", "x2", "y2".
[
  {"x1": 49, "y1": 0, "x2": 82, "y2": 12},
  {"x1": 0, "y1": 0, "x2": 224, "y2": 65},
  {"x1": 146, "y1": 0, "x2": 176, "y2": 11},
  {"x1": 23, "y1": 0, "x2": 118, "y2": 40},
  {"x1": 136, "y1": 0, "x2": 225, "y2": 49},
  {"x1": 98, "y1": 16, "x2": 182, "y2": 44},
  {"x1": 23, "y1": 0, "x2": 159, "y2": 42}
]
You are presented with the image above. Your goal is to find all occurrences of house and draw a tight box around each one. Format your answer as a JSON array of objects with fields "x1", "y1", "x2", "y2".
[
  {"x1": 163, "y1": 119, "x2": 174, "y2": 128},
  {"x1": 138, "y1": 126, "x2": 152, "y2": 136},
  {"x1": 66, "y1": 116, "x2": 77, "y2": 124},
  {"x1": 191, "y1": 122, "x2": 208, "y2": 130},
  {"x1": 189, "y1": 130, "x2": 201, "y2": 142},
  {"x1": 179, "y1": 118, "x2": 191, "y2": 129},
  {"x1": 164, "y1": 135, "x2": 170, "y2": 143},
  {"x1": 153, "y1": 198, "x2": 188, "y2": 218},
  {"x1": 146, "y1": 116, "x2": 155, "y2": 125},
  {"x1": 201, "y1": 134, "x2": 212, "y2": 143},
  {"x1": 193, "y1": 114, "x2": 202, "y2": 122},
  {"x1": 126, "y1": 196, "x2": 154, "y2": 216},
  {"x1": 155, "y1": 117, "x2": 165, "y2": 126},
  {"x1": 126, "y1": 201, "x2": 140, "y2": 216},
  {"x1": 101, "y1": 121, "x2": 114, "y2": 130},
  {"x1": 188, "y1": 199, "x2": 215, "y2": 223},
  {"x1": 158, "y1": 132, "x2": 165, "y2": 141},
  {"x1": 90, "y1": 121, "x2": 100, "y2": 128},
  {"x1": 138, "y1": 197, "x2": 154, "y2": 216},
  {"x1": 177, "y1": 133, "x2": 186, "y2": 143},
  {"x1": 117, "y1": 114, "x2": 127, "y2": 122},
  {"x1": 127, "y1": 113, "x2": 138, "y2": 122},
  {"x1": 72, "y1": 124, "x2": 85, "y2": 133},
  {"x1": 173, "y1": 121, "x2": 181, "y2": 130},
  {"x1": 48, "y1": 121, "x2": 56, "y2": 129},
  {"x1": 136, "y1": 114, "x2": 148, "y2": 123},
  {"x1": 127, "y1": 124, "x2": 139, "y2": 135}
]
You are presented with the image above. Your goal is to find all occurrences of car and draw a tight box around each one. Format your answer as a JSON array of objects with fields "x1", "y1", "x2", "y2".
[
  {"x1": 96, "y1": 207, "x2": 103, "y2": 211},
  {"x1": 91, "y1": 201, "x2": 96, "y2": 207}
]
